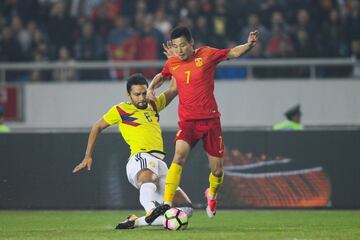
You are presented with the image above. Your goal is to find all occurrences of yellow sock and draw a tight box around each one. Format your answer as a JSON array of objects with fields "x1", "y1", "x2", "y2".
[
  {"x1": 208, "y1": 172, "x2": 224, "y2": 198},
  {"x1": 164, "y1": 163, "x2": 183, "y2": 203}
]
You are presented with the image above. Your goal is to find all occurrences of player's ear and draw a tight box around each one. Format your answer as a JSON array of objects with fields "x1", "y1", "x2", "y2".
[{"x1": 190, "y1": 39, "x2": 194, "y2": 46}]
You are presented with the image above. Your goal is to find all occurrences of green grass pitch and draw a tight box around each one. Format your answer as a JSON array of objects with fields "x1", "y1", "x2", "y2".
[{"x1": 1, "y1": 210, "x2": 359, "y2": 240}]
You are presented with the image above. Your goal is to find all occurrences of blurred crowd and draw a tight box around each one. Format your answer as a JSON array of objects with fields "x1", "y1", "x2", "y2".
[{"x1": 0, "y1": 0, "x2": 359, "y2": 81}]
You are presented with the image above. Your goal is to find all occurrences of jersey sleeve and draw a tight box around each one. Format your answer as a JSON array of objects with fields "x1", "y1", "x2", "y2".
[
  {"x1": 155, "y1": 92, "x2": 167, "y2": 112},
  {"x1": 103, "y1": 105, "x2": 122, "y2": 125},
  {"x1": 161, "y1": 61, "x2": 172, "y2": 80},
  {"x1": 207, "y1": 47, "x2": 231, "y2": 64}
]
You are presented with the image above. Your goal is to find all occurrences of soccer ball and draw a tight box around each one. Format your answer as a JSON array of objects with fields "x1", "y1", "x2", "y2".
[{"x1": 163, "y1": 208, "x2": 189, "y2": 230}]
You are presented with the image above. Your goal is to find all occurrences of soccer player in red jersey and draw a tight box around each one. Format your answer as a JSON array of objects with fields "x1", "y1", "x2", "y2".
[{"x1": 145, "y1": 26, "x2": 259, "y2": 223}]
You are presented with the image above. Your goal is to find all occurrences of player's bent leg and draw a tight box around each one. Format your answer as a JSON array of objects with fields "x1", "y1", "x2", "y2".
[
  {"x1": 137, "y1": 169, "x2": 159, "y2": 214},
  {"x1": 139, "y1": 169, "x2": 171, "y2": 224},
  {"x1": 164, "y1": 140, "x2": 191, "y2": 204},
  {"x1": 205, "y1": 155, "x2": 224, "y2": 218},
  {"x1": 173, "y1": 187, "x2": 193, "y2": 217},
  {"x1": 146, "y1": 141, "x2": 192, "y2": 224}
]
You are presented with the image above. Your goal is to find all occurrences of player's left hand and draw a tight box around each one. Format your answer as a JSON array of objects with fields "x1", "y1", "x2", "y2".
[
  {"x1": 248, "y1": 30, "x2": 259, "y2": 47},
  {"x1": 72, "y1": 156, "x2": 93, "y2": 173},
  {"x1": 163, "y1": 41, "x2": 176, "y2": 58}
]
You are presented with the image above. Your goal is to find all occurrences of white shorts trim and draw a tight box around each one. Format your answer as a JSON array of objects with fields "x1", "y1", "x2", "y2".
[{"x1": 126, "y1": 152, "x2": 168, "y2": 189}]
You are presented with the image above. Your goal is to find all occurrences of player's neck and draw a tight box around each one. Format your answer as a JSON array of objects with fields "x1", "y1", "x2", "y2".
[{"x1": 181, "y1": 50, "x2": 195, "y2": 61}]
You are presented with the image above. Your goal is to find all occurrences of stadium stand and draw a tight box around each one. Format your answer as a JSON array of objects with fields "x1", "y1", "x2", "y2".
[{"x1": 0, "y1": 0, "x2": 359, "y2": 81}]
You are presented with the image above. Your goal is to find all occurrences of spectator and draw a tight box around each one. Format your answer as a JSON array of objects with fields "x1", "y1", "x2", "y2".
[
  {"x1": 108, "y1": 15, "x2": 134, "y2": 45},
  {"x1": 165, "y1": 0, "x2": 181, "y2": 23},
  {"x1": 320, "y1": 9, "x2": 346, "y2": 57},
  {"x1": 0, "y1": 27, "x2": 23, "y2": 62},
  {"x1": 47, "y1": 2, "x2": 76, "y2": 60},
  {"x1": 0, "y1": 0, "x2": 359, "y2": 81},
  {"x1": 0, "y1": 27, "x2": 23, "y2": 81},
  {"x1": 136, "y1": 14, "x2": 166, "y2": 78},
  {"x1": 239, "y1": 13, "x2": 270, "y2": 46},
  {"x1": 52, "y1": 47, "x2": 77, "y2": 82},
  {"x1": 10, "y1": 15, "x2": 31, "y2": 60},
  {"x1": 344, "y1": 0, "x2": 360, "y2": 54},
  {"x1": 211, "y1": 0, "x2": 230, "y2": 48},
  {"x1": 266, "y1": 24, "x2": 294, "y2": 58},
  {"x1": 193, "y1": 15, "x2": 212, "y2": 47},
  {"x1": 153, "y1": 7, "x2": 173, "y2": 38},
  {"x1": 182, "y1": 0, "x2": 201, "y2": 22},
  {"x1": 29, "y1": 51, "x2": 51, "y2": 82},
  {"x1": 258, "y1": 0, "x2": 286, "y2": 28},
  {"x1": 107, "y1": 15, "x2": 138, "y2": 79},
  {"x1": 0, "y1": 0, "x2": 39, "y2": 23},
  {"x1": 292, "y1": 29, "x2": 313, "y2": 77},
  {"x1": 92, "y1": 3, "x2": 113, "y2": 41},
  {"x1": 75, "y1": 21, "x2": 106, "y2": 80}
]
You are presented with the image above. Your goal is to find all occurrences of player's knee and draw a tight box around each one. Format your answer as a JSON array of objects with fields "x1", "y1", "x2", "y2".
[
  {"x1": 137, "y1": 169, "x2": 158, "y2": 187},
  {"x1": 173, "y1": 154, "x2": 186, "y2": 166},
  {"x1": 211, "y1": 165, "x2": 223, "y2": 177}
]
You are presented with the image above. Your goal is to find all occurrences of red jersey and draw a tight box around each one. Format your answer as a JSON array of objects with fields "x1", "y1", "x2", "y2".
[{"x1": 161, "y1": 46, "x2": 230, "y2": 121}]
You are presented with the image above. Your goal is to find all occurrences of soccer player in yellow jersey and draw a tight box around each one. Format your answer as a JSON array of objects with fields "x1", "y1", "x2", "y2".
[{"x1": 72, "y1": 73, "x2": 192, "y2": 229}]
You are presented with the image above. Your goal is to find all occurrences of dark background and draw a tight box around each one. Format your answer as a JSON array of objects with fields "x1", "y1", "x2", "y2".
[{"x1": 0, "y1": 130, "x2": 359, "y2": 209}]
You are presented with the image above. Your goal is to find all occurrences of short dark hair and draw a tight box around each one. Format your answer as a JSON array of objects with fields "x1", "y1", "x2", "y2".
[
  {"x1": 126, "y1": 73, "x2": 148, "y2": 93},
  {"x1": 170, "y1": 26, "x2": 192, "y2": 42}
]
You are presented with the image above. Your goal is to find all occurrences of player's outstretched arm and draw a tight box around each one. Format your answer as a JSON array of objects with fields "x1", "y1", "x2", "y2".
[
  {"x1": 226, "y1": 30, "x2": 259, "y2": 59},
  {"x1": 72, "y1": 118, "x2": 109, "y2": 173},
  {"x1": 147, "y1": 73, "x2": 167, "y2": 101}
]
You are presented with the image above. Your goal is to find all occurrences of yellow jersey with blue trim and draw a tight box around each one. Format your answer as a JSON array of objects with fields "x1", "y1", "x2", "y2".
[{"x1": 103, "y1": 93, "x2": 167, "y2": 157}]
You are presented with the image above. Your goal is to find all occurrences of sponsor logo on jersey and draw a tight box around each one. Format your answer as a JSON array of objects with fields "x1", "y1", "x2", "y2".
[{"x1": 149, "y1": 161, "x2": 156, "y2": 168}]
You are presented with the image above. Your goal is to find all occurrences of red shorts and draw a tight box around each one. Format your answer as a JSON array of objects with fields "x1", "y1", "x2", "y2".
[{"x1": 175, "y1": 118, "x2": 224, "y2": 158}]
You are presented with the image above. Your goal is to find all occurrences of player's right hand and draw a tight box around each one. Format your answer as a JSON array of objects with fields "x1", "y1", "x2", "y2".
[
  {"x1": 248, "y1": 30, "x2": 259, "y2": 47},
  {"x1": 147, "y1": 88, "x2": 157, "y2": 102},
  {"x1": 163, "y1": 40, "x2": 176, "y2": 58},
  {"x1": 72, "y1": 156, "x2": 93, "y2": 173}
]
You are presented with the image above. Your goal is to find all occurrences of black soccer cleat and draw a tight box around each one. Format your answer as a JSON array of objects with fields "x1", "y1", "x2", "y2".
[
  {"x1": 115, "y1": 214, "x2": 138, "y2": 230},
  {"x1": 145, "y1": 203, "x2": 171, "y2": 224}
]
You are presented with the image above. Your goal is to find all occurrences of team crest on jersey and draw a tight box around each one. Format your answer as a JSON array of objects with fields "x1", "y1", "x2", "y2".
[{"x1": 195, "y1": 57, "x2": 203, "y2": 67}]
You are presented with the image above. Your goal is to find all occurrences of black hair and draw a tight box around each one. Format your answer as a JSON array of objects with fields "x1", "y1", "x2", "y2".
[
  {"x1": 170, "y1": 26, "x2": 192, "y2": 42},
  {"x1": 126, "y1": 73, "x2": 148, "y2": 93}
]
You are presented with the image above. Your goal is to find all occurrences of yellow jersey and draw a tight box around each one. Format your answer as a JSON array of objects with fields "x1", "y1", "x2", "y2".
[{"x1": 103, "y1": 93, "x2": 167, "y2": 157}]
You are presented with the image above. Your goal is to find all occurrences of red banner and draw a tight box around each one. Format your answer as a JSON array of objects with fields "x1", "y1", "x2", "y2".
[{"x1": 0, "y1": 85, "x2": 22, "y2": 121}]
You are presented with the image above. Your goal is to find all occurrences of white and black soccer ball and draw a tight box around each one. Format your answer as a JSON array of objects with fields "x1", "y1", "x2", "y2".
[{"x1": 163, "y1": 207, "x2": 189, "y2": 230}]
